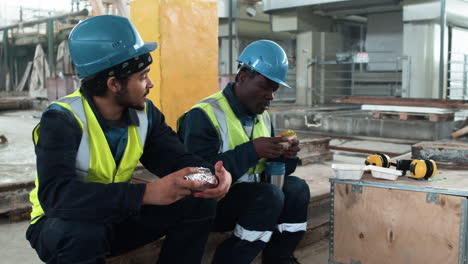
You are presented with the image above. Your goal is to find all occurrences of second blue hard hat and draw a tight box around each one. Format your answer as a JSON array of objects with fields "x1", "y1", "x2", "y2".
[
  {"x1": 68, "y1": 15, "x2": 157, "y2": 78},
  {"x1": 237, "y1": 40, "x2": 290, "y2": 88}
]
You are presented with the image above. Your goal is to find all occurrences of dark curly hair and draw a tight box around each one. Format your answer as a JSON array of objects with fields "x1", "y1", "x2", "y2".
[{"x1": 80, "y1": 70, "x2": 129, "y2": 97}]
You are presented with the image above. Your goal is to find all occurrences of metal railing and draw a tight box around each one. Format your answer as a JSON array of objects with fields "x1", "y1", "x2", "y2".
[
  {"x1": 447, "y1": 52, "x2": 468, "y2": 100},
  {"x1": 310, "y1": 51, "x2": 410, "y2": 104}
]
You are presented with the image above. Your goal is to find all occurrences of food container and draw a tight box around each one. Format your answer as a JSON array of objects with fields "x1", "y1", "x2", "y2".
[
  {"x1": 331, "y1": 164, "x2": 367, "y2": 180},
  {"x1": 184, "y1": 167, "x2": 218, "y2": 191},
  {"x1": 368, "y1": 165, "x2": 402, "y2": 181}
]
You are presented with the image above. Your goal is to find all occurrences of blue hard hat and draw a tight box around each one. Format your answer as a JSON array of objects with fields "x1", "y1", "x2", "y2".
[
  {"x1": 68, "y1": 15, "x2": 157, "y2": 78},
  {"x1": 237, "y1": 40, "x2": 290, "y2": 88}
]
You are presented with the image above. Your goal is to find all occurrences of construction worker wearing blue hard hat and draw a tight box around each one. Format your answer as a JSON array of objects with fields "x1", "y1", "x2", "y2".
[
  {"x1": 26, "y1": 15, "x2": 232, "y2": 264},
  {"x1": 178, "y1": 40, "x2": 310, "y2": 264}
]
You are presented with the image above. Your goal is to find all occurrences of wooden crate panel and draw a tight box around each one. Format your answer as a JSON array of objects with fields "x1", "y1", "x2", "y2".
[{"x1": 332, "y1": 183, "x2": 463, "y2": 264}]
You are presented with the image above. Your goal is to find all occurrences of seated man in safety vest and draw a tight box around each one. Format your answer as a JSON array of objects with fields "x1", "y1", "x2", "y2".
[
  {"x1": 26, "y1": 15, "x2": 231, "y2": 264},
  {"x1": 178, "y1": 40, "x2": 310, "y2": 264}
]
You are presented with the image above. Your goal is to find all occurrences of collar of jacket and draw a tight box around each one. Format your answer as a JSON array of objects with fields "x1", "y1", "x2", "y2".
[
  {"x1": 223, "y1": 83, "x2": 258, "y2": 125},
  {"x1": 80, "y1": 89, "x2": 140, "y2": 129}
]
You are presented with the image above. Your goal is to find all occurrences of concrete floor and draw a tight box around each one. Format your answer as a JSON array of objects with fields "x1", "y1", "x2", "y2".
[
  {"x1": 0, "y1": 217, "x2": 42, "y2": 263},
  {"x1": 0, "y1": 217, "x2": 329, "y2": 264}
]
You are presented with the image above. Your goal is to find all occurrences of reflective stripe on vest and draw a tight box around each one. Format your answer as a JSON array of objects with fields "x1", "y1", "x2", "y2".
[
  {"x1": 54, "y1": 94, "x2": 148, "y2": 181},
  {"x1": 191, "y1": 92, "x2": 271, "y2": 183},
  {"x1": 29, "y1": 89, "x2": 148, "y2": 223}
]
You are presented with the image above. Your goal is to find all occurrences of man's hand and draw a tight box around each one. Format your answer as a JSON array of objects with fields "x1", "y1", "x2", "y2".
[
  {"x1": 253, "y1": 137, "x2": 288, "y2": 159},
  {"x1": 193, "y1": 161, "x2": 232, "y2": 199},
  {"x1": 283, "y1": 139, "x2": 300, "y2": 159},
  {"x1": 142, "y1": 167, "x2": 205, "y2": 205}
]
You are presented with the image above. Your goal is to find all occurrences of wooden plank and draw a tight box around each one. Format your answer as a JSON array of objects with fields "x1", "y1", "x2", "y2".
[
  {"x1": 0, "y1": 181, "x2": 34, "y2": 215},
  {"x1": 363, "y1": 104, "x2": 455, "y2": 114},
  {"x1": 15, "y1": 61, "x2": 33, "y2": 92},
  {"x1": 332, "y1": 183, "x2": 462, "y2": 264},
  {"x1": 452, "y1": 126, "x2": 468, "y2": 138},
  {"x1": 7, "y1": 207, "x2": 31, "y2": 222},
  {"x1": 332, "y1": 96, "x2": 468, "y2": 109}
]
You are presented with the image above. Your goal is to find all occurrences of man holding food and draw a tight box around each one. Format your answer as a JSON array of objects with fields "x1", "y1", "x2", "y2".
[
  {"x1": 26, "y1": 15, "x2": 231, "y2": 264},
  {"x1": 178, "y1": 40, "x2": 310, "y2": 264}
]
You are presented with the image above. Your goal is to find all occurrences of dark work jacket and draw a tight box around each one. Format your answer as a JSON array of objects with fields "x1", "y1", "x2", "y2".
[
  {"x1": 178, "y1": 83, "x2": 298, "y2": 182},
  {"x1": 32, "y1": 90, "x2": 212, "y2": 224}
]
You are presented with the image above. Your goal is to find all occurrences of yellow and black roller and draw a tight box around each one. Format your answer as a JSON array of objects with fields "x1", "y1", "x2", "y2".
[
  {"x1": 365, "y1": 153, "x2": 391, "y2": 168},
  {"x1": 409, "y1": 159, "x2": 437, "y2": 179}
]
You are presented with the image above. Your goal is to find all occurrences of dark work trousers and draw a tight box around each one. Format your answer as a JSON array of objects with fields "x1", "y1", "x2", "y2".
[
  {"x1": 26, "y1": 196, "x2": 217, "y2": 264},
  {"x1": 212, "y1": 176, "x2": 310, "y2": 264}
]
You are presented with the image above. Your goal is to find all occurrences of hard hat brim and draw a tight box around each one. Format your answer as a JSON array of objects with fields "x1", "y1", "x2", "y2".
[
  {"x1": 136, "y1": 42, "x2": 158, "y2": 57},
  {"x1": 263, "y1": 74, "x2": 291, "y2": 89},
  {"x1": 277, "y1": 80, "x2": 291, "y2": 89},
  {"x1": 238, "y1": 62, "x2": 292, "y2": 89}
]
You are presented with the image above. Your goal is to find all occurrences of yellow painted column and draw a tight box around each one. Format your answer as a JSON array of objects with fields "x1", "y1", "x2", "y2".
[{"x1": 130, "y1": 0, "x2": 218, "y2": 129}]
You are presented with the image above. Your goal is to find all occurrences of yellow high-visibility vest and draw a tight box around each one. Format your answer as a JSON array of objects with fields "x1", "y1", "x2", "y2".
[
  {"x1": 29, "y1": 89, "x2": 148, "y2": 223},
  {"x1": 179, "y1": 91, "x2": 271, "y2": 182}
]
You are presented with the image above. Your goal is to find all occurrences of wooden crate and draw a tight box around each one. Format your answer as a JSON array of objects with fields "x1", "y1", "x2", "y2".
[{"x1": 329, "y1": 171, "x2": 468, "y2": 264}]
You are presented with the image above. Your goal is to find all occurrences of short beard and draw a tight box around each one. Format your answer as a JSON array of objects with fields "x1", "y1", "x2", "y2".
[{"x1": 115, "y1": 84, "x2": 145, "y2": 111}]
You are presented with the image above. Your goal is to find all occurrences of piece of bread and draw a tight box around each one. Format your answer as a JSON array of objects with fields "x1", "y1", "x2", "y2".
[
  {"x1": 278, "y1": 129, "x2": 297, "y2": 140},
  {"x1": 277, "y1": 129, "x2": 297, "y2": 149}
]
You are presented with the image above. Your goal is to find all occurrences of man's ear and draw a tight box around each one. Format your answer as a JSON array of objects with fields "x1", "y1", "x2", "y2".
[
  {"x1": 236, "y1": 71, "x2": 246, "y2": 84},
  {"x1": 106, "y1": 77, "x2": 121, "y2": 93}
]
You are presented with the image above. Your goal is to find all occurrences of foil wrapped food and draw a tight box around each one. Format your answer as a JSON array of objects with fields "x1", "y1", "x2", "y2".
[{"x1": 184, "y1": 167, "x2": 219, "y2": 191}]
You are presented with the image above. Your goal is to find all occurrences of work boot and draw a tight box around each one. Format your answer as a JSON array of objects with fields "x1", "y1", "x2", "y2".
[{"x1": 262, "y1": 254, "x2": 301, "y2": 264}]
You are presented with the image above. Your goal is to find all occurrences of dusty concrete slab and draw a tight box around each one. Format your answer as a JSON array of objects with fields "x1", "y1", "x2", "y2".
[
  {"x1": 329, "y1": 138, "x2": 412, "y2": 157},
  {"x1": 298, "y1": 137, "x2": 334, "y2": 165},
  {"x1": 412, "y1": 141, "x2": 468, "y2": 163},
  {"x1": 271, "y1": 109, "x2": 454, "y2": 141}
]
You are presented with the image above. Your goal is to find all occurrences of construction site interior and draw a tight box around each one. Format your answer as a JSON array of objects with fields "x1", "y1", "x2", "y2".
[{"x1": 1, "y1": 0, "x2": 468, "y2": 263}]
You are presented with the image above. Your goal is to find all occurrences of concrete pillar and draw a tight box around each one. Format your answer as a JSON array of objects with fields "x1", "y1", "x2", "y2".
[
  {"x1": 402, "y1": 0, "x2": 448, "y2": 99},
  {"x1": 219, "y1": 37, "x2": 239, "y2": 76},
  {"x1": 402, "y1": 22, "x2": 442, "y2": 98},
  {"x1": 296, "y1": 31, "x2": 313, "y2": 106}
]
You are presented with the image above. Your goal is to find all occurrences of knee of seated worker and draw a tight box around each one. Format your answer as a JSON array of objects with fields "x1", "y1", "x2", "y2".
[
  {"x1": 70, "y1": 222, "x2": 107, "y2": 242},
  {"x1": 283, "y1": 176, "x2": 311, "y2": 204},
  {"x1": 180, "y1": 196, "x2": 217, "y2": 220},
  {"x1": 51, "y1": 220, "x2": 108, "y2": 248},
  {"x1": 254, "y1": 183, "x2": 285, "y2": 211}
]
